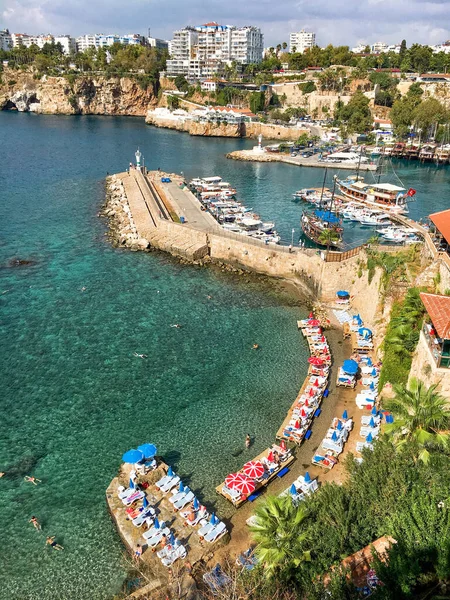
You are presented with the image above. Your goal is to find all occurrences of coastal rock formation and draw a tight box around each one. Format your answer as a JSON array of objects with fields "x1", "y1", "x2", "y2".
[{"x1": 0, "y1": 69, "x2": 157, "y2": 115}]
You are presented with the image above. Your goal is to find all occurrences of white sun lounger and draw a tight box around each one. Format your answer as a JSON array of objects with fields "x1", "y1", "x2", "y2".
[
  {"x1": 122, "y1": 491, "x2": 144, "y2": 506},
  {"x1": 198, "y1": 522, "x2": 215, "y2": 539},
  {"x1": 146, "y1": 527, "x2": 171, "y2": 548},
  {"x1": 356, "y1": 442, "x2": 374, "y2": 453},
  {"x1": 173, "y1": 491, "x2": 194, "y2": 511},
  {"x1": 159, "y1": 476, "x2": 181, "y2": 494},
  {"x1": 359, "y1": 426, "x2": 380, "y2": 438},
  {"x1": 361, "y1": 415, "x2": 381, "y2": 426},
  {"x1": 142, "y1": 521, "x2": 166, "y2": 540},
  {"x1": 222, "y1": 486, "x2": 241, "y2": 502},
  {"x1": 118, "y1": 486, "x2": 135, "y2": 500},
  {"x1": 186, "y1": 510, "x2": 209, "y2": 527},
  {"x1": 204, "y1": 521, "x2": 227, "y2": 543},
  {"x1": 155, "y1": 473, "x2": 175, "y2": 489},
  {"x1": 161, "y1": 544, "x2": 187, "y2": 567},
  {"x1": 169, "y1": 487, "x2": 190, "y2": 505},
  {"x1": 132, "y1": 507, "x2": 155, "y2": 527}
]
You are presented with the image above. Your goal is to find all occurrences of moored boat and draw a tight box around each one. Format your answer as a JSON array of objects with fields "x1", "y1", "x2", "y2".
[
  {"x1": 336, "y1": 176, "x2": 415, "y2": 213},
  {"x1": 301, "y1": 210, "x2": 343, "y2": 248}
]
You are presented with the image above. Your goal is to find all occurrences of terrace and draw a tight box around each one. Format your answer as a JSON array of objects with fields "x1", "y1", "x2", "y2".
[{"x1": 420, "y1": 293, "x2": 450, "y2": 369}]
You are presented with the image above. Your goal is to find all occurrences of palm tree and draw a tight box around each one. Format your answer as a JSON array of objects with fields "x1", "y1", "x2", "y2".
[
  {"x1": 384, "y1": 378, "x2": 450, "y2": 464},
  {"x1": 250, "y1": 495, "x2": 310, "y2": 580},
  {"x1": 318, "y1": 228, "x2": 340, "y2": 249}
]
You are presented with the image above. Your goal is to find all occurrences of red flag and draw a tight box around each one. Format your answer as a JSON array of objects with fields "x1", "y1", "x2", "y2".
[{"x1": 407, "y1": 188, "x2": 416, "y2": 197}]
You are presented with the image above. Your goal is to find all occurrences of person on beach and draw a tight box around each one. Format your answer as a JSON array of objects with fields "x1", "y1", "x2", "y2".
[
  {"x1": 134, "y1": 544, "x2": 142, "y2": 559},
  {"x1": 46, "y1": 536, "x2": 64, "y2": 550},
  {"x1": 187, "y1": 509, "x2": 196, "y2": 524},
  {"x1": 30, "y1": 516, "x2": 41, "y2": 531},
  {"x1": 24, "y1": 476, "x2": 41, "y2": 485},
  {"x1": 246, "y1": 434, "x2": 251, "y2": 448}
]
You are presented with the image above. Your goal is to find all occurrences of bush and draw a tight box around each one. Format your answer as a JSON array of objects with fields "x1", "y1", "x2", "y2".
[
  {"x1": 8, "y1": 79, "x2": 17, "y2": 86},
  {"x1": 298, "y1": 81, "x2": 316, "y2": 94}
]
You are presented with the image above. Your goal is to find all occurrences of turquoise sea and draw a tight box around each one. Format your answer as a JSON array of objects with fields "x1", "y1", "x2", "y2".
[{"x1": 0, "y1": 112, "x2": 448, "y2": 600}]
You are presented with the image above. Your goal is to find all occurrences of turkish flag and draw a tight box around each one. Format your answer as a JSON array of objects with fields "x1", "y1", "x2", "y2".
[{"x1": 407, "y1": 188, "x2": 416, "y2": 197}]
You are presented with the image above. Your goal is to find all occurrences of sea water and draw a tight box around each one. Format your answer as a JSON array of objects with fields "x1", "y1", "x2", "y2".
[{"x1": 0, "y1": 113, "x2": 448, "y2": 600}]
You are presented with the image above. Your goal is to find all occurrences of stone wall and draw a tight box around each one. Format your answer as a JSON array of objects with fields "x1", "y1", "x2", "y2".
[{"x1": 409, "y1": 332, "x2": 450, "y2": 396}]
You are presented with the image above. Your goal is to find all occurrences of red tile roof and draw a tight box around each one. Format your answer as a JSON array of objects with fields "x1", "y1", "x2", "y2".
[
  {"x1": 214, "y1": 106, "x2": 256, "y2": 117},
  {"x1": 420, "y1": 293, "x2": 450, "y2": 339},
  {"x1": 430, "y1": 208, "x2": 450, "y2": 245}
]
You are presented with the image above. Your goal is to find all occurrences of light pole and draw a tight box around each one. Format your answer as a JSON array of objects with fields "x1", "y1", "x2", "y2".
[{"x1": 291, "y1": 228, "x2": 295, "y2": 246}]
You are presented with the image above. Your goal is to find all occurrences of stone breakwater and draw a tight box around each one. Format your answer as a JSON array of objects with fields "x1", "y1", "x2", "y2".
[{"x1": 102, "y1": 176, "x2": 150, "y2": 251}]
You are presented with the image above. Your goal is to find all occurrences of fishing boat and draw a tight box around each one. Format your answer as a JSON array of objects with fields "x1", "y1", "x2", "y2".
[
  {"x1": 301, "y1": 210, "x2": 343, "y2": 248},
  {"x1": 336, "y1": 176, "x2": 415, "y2": 214}
]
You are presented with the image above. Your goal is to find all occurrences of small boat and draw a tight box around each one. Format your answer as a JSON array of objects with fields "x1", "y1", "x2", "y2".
[{"x1": 301, "y1": 210, "x2": 343, "y2": 248}]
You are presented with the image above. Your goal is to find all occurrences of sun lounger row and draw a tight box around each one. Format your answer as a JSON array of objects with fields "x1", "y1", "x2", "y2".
[
  {"x1": 312, "y1": 416, "x2": 353, "y2": 470},
  {"x1": 280, "y1": 471, "x2": 319, "y2": 505}
]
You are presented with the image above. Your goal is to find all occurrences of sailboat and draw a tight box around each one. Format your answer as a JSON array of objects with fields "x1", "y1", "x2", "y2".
[{"x1": 300, "y1": 176, "x2": 343, "y2": 248}]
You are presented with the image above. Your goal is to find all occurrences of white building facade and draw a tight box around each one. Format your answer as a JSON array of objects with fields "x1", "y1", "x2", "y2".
[
  {"x1": 166, "y1": 22, "x2": 263, "y2": 78},
  {"x1": 0, "y1": 29, "x2": 12, "y2": 51},
  {"x1": 289, "y1": 30, "x2": 316, "y2": 54},
  {"x1": 75, "y1": 33, "x2": 144, "y2": 52}
]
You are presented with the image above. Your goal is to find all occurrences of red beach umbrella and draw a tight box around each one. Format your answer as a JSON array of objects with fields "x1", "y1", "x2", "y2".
[
  {"x1": 280, "y1": 440, "x2": 287, "y2": 451},
  {"x1": 233, "y1": 477, "x2": 256, "y2": 495},
  {"x1": 308, "y1": 357, "x2": 324, "y2": 366},
  {"x1": 300, "y1": 409, "x2": 307, "y2": 418},
  {"x1": 314, "y1": 378, "x2": 319, "y2": 387},
  {"x1": 309, "y1": 312, "x2": 314, "y2": 318},
  {"x1": 309, "y1": 387, "x2": 315, "y2": 397},
  {"x1": 304, "y1": 399, "x2": 309, "y2": 407},
  {"x1": 243, "y1": 460, "x2": 265, "y2": 479},
  {"x1": 225, "y1": 473, "x2": 247, "y2": 489},
  {"x1": 267, "y1": 451, "x2": 274, "y2": 462},
  {"x1": 321, "y1": 335, "x2": 326, "y2": 342},
  {"x1": 294, "y1": 419, "x2": 300, "y2": 428},
  {"x1": 308, "y1": 319, "x2": 321, "y2": 327}
]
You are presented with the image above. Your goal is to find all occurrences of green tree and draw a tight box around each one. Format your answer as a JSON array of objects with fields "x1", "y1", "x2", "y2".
[
  {"x1": 250, "y1": 495, "x2": 310, "y2": 581},
  {"x1": 384, "y1": 378, "x2": 450, "y2": 464},
  {"x1": 174, "y1": 74, "x2": 188, "y2": 91},
  {"x1": 318, "y1": 228, "x2": 340, "y2": 248},
  {"x1": 282, "y1": 42, "x2": 287, "y2": 51},
  {"x1": 413, "y1": 97, "x2": 449, "y2": 139},
  {"x1": 335, "y1": 90, "x2": 372, "y2": 133},
  {"x1": 250, "y1": 91, "x2": 265, "y2": 113}
]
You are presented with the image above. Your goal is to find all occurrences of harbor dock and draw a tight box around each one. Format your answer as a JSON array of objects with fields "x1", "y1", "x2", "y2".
[{"x1": 226, "y1": 149, "x2": 378, "y2": 171}]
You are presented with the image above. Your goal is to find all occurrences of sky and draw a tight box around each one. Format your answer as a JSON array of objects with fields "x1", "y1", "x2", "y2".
[{"x1": 1, "y1": 0, "x2": 450, "y2": 47}]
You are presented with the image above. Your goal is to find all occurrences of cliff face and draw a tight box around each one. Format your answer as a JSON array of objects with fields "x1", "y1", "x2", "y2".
[
  {"x1": 0, "y1": 69, "x2": 158, "y2": 115},
  {"x1": 145, "y1": 113, "x2": 242, "y2": 137}
]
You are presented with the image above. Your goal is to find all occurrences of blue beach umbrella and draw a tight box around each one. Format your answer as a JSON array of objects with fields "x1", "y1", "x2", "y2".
[
  {"x1": 169, "y1": 532, "x2": 175, "y2": 546},
  {"x1": 371, "y1": 406, "x2": 378, "y2": 415},
  {"x1": 153, "y1": 517, "x2": 160, "y2": 529},
  {"x1": 337, "y1": 290, "x2": 349, "y2": 297},
  {"x1": 178, "y1": 481, "x2": 184, "y2": 493},
  {"x1": 143, "y1": 496, "x2": 149, "y2": 508},
  {"x1": 370, "y1": 381, "x2": 375, "y2": 391},
  {"x1": 358, "y1": 327, "x2": 372, "y2": 339},
  {"x1": 193, "y1": 497, "x2": 199, "y2": 510},
  {"x1": 371, "y1": 368, "x2": 377, "y2": 376},
  {"x1": 290, "y1": 483, "x2": 297, "y2": 495},
  {"x1": 366, "y1": 433, "x2": 373, "y2": 443},
  {"x1": 304, "y1": 471, "x2": 311, "y2": 483},
  {"x1": 367, "y1": 357, "x2": 372, "y2": 367},
  {"x1": 337, "y1": 420, "x2": 343, "y2": 431},
  {"x1": 343, "y1": 359, "x2": 358, "y2": 375},
  {"x1": 369, "y1": 417, "x2": 375, "y2": 428},
  {"x1": 122, "y1": 449, "x2": 144, "y2": 464},
  {"x1": 210, "y1": 513, "x2": 219, "y2": 525},
  {"x1": 167, "y1": 466, "x2": 173, "y2": 477},
  {"x1": 332, "y1": 431, "x2": 338, "y2": 442},
  {"x1": 129, "y1": 477, "x2": 135, "y2": 489},
  {"x1": 138, "y1": 443, "x2": 157, "y2": 459},
  {"x1": 342, "y1": 410, "x2": 348, "y2": 419}
]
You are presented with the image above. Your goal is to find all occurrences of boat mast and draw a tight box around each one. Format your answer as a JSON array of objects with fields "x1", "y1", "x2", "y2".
[
  {"x1": 319, "y1": 166, "x2": 328, "y2": 209},
  {"x1": 377, "y1": 151, "x2": 384, "y2": 184},
  {"x1": 355, "y1": 147, "x2": 363, "y2": 181},
  {"x1": 327, "y1": 176, "x2": 337, "y2": 226}
]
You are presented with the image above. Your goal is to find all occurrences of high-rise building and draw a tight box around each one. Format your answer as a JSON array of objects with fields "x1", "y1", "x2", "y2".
[
  {"x1": 166, "y1": 22, "x2": 263, "y2": 78},
  {"x1": 289, "y1": 29, "x2": 316, "y2": 54},
  {"x1": 75, "y1": 33, "x2": 144, "y2": 52},
  {"x1": 147, "y1": 37, "x2": 169, "y2": 51},
  {"x1": 10, "y1": 32, "x2": 75, "y2": 54},
  {"x1": 0, "y1": 29, "x2": 12, "y2": 51}
]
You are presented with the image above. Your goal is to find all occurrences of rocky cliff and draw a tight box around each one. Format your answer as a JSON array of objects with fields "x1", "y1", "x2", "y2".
[
  {"x1": 0, "y1": 69, "x2": 157, "y2": 115},
  {"x1": 145, "y1": 113, "x2": 243, "y2": 137}
]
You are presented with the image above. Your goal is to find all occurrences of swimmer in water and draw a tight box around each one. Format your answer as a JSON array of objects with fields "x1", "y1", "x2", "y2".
[
  {"x1": 81, "y1": 287, "x2": 86, "y2": 292},
  {"x1": 206, "y1": 295, "x2": 212, "y2": 299},
  {"x1": 245, "y1": 434, "x2": 251, "y2": 448},
  {"x1": 46, "y1": 536, "x2": 64, "y2": 551},
  {"x1": 252, "y1": 344, "x2": 259, "y2": 350},
  {"x1": 24, "y1": 476, "x2": 41, "y2": 485},
  {"x1": 170, "y1": 324, "x2": 182, "y2": 329},
  {"x1": 133, "y1": 353, "x2": 148, "y2": 359}
]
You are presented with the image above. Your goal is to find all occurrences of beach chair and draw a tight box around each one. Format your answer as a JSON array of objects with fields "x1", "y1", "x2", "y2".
[
  {"x1": 122, "y1": 491, "x2": 144, "y2": 506},
  {"x1": 222, "y1": 486, "x2": 241, "y2": 503},
  {"x1": 156, "y1": 543, "x2": 175, "y2": 560},
  {"x1": 159, "y1": 475, "x2": 180, "y2": 494},
  {"x1": 132, "y1": 506, "x2": 155, "y2": 527},
  {"x1": 173, "y1": 491, "x2": 194, "y2": 511},
  {"x1": 361, "y1": 415, "x2": 381, "y2": 426},
  {"x1": 155, "y1": 473, "x2": 173, "y2": 489},
  {"x1": 359, "y1": 426, "x2": 380, "y2": 438},
  {"x1": 198, "y1": 522, "x2": 215, "y2": 539},
  {"x1": 236, "y1": 548, "x2": 258, "y2": 570},
  {"x1": 203, "y1": 564, "x2": 232, "y2": 591},
  {"x1": 118, "y1": 486, "x2": 136, "y2": 500},
  {"x1": 146, "y1": 527, "x2": 171, "y2": 548},
  {"x1": 356, "y1": 442, "x2": 374, "y2": 453},
  {"x1": 161, "y1": 544, "x2": 187, "y2": 567},
  {"x1": 142, "y1": 521, "x2": 166, "y2": 540},
  {"x1": 204, "y1": 521, "x2": 227, "y2": 543},
  {"x1": 184, "y1": 509, "x2": 208, "y2": 527},
  {"x1": 169, "y1": 487, "x2": 189, "y2": 505}
]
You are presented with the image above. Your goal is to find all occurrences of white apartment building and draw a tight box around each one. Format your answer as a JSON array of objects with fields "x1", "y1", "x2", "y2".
[
  {"x1": 10, "y1": 32, "x2": 75, "y2": 54},
  {"x1": 371, "y1": 41, "x2": 389, "y2": 54},
  {"x1": 166, "y1": 23, "x2": 263, "y2": 78},
  {"x1": 75, "y1": 33, "x2": 144, "y2": 52},
  {"x1": 0, "y1": 29, "x2": 12, "y2": 51},
  {"x1": 289, "y1": 29, "x2": 315, "y2": 53},
  {"x1": 147, "y1": 37, "x2": 169, "y2": 51},
  {"x1": 54, "y1": 35, "x2": 76, "y2": 54}
]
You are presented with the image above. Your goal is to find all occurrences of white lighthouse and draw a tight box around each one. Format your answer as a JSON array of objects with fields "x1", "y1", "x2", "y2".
[{"x1": 135, "y1": 148, "x2": 142, "y2": 171}]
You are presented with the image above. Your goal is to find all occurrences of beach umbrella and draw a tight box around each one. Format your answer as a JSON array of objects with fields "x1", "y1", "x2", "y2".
[
  {"x1": 337, "y1": 290, "x2": 349, "y2": 298},
  {"x1": 300, "y1": 408, "x2": 307, "y2": 418},
  {"x1": 267, "y1": 451, "x2": 274, "y2": 462},
  {"x1": 167, "y1": 466, "x2": 173, "y2": 477},
  {"x1": 225, "y1": 472, "x2": 247, "y2": 489},
  {"x1": 337, "y1": 420, "x2": 343, "y2": 431},
  {"x1": 314, "y1": 378, "x2": 319, "y2": 387},
  {"x1": 294, "y1": 419, "x2": 300, "y2": 428},
  {"x1": 331, "y1": 431, "x2": 338, "y2": 442},
  {"x1": 290, "y1": 483, "x2": 297, "y2": 495},
  {"x1": 370, "y1": 381, "x2": 375, "y2": 391},
  {"x1": 309, "y1": 312, "x2": 314, "y2": 318},
  {"x1": 308, "y1": 357, "x2": 324, "y2": 366},
  {"x1": 369, "y1": 417, "x2": 375, "y2": 428},
  {"x1": 233, "y1": 477, "x2": 256, "y2": 495},
  {"x1": 304, "y1": 399, "x2": 309, "y2": 407},
  {"x1": 367, "y1": 357, "x2": 372, "y2": 366},
  {"x1": 366, "y1": 433, "x2": 373, "y2": 443},
  {"x1": 309, "y1": 319, "x2": 321, "y2": 327},
  {"x1": 169, "y1": 532, "x2": 175, "y2": 546},
  {"x1": 137, "y1": 443, "x2": 157, "y2": 459},
  {"x1": 178, "y1": 481, "x2": 185, "y2": 493},
  {"x1": 129, "y1": 477, "x2": 135, "y2": 489},
  {"x1": 243, "y1": 460, "x2": 265, "y2": 479},
  {"x1": 371, "y1": 368, "x2": 377, "y2": 376},
  {"x1": 342, "y1": 359, "x2": 358, "y2": 375},
  {"x1": 321, "y1": 335, "x2": 326, "y2": 342},
  {"x1": 153, "y1": 517, "x2": 160, "y2": 529},
  {"x1": 304, "y1": 471, "x2": 311, "y2": 483},
  {"x1": 210, "y1": 513, "x2": 219, "y2": 525},
  {"x1": 193, "y1": 497, "x2": 199, "y2": 510},
  {"x1": 371, "y1": 406, "x2": 378, "y2": 415},
  {"x1": 122, "y1": 449, "x2": 144, "y2": 464},
  {"x1": 309, "y1": 387, "x2": 315, "y2": 397},
  {"x1": 280, "y1": 440, "x2": 287, "y2": 451},
  {"x1": 143, "y1": 496, "x2": 149, "y2": 508},
  {"x1": 358, "y1": 327, "x2": 372, "y2": 339},
  {"x1": 342, "y1": 410, "x2": 348, "y2": 419}
]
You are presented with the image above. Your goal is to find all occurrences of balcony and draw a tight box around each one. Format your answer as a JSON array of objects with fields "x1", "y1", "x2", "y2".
[{"x1": 422, "y1": 323, "x2": 450, "y2": 369}]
